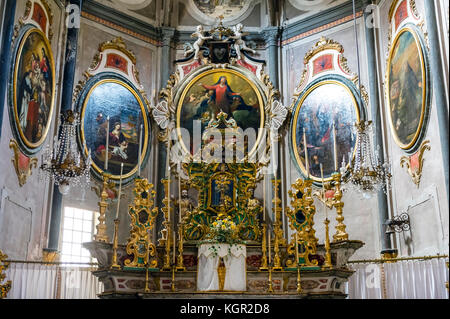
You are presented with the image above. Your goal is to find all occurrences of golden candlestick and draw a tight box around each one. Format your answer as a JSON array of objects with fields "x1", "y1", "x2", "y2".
[
  {"x1": 296, "y1": 266, "x2": 302, "y2": 294},
  {"x1": 332, "y1": 172, "x2": 348, "y2": 242},
  {"x1": 144, "y1": 264, "x2": 150, "y2": 293},
  {"x1": 111, "y1": 219, "x2": 121, "y2": 270},
  {"x1": 323, "y1": 218, "x2": 333, "y2": 269},
  {"x1": 259, "y1": 223, "x2": 269, "y2": 271},
  {"x1": 161, "y1": 178, "x2": 173, "y2": 271},
  {"x1": 271, "y1": 179, "x2": 284, "y2": 271},
  {"x1": 176, "y1": 224, "x2": 186, "y2": 271},
  {"x1": 171, "y1": 266, "x2": 176, "y2": 292},
  {"x1": 94, "y1": 172, "x2": 113, "y2": 243},
  {"x1": 267, "y1": 267, "x2": 274, "y2": 293},
  {"x1": 296, "y1": 233, "x2": 302, "y2": 294}
]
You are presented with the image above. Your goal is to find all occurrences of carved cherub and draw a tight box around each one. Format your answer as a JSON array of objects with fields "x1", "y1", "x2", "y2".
[
  {"x1": 185, "y1": 25, "x2": 213, "y2": 60},
  {"x1": 227, "y1": 23, "x2": 256, "y2": 60}
]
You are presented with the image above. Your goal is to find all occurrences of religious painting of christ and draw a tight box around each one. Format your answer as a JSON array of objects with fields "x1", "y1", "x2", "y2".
[
  {"x1": 387, "y1": 27, "x2": 427, "y2": 150},
  {"x1": 177, "y1": 69, "x2": 264, "y2": 155},
  {"x1": 291, "y1": 80, "x2": 360, "y2": 182},
  {"x1": 80, "y1": 79, "x2": 150, "y2": 181},
  {"x1": 12, "y1": 27, "x2": 55, "y2": 152}
]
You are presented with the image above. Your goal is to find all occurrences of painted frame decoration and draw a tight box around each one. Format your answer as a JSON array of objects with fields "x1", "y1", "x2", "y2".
[
  {"x1": 385, "y1": 0, "x2": 431, "y2": 153},
  {"x1": 289, "y1": 37, "x2": 367, "y2": 184},
  {"x1": 74, "y1": 38, "x2": 151, "y2": 184},
  {"x1": 8, "y1": 0, "x2": 55, "y2": 156}
]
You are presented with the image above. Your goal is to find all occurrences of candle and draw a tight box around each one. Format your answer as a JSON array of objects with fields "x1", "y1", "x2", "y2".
[
  {"x1": 295, "y1": 232, "x2": 299, "y2": 265},
  {"x1": 178, "y1": 174, "x2": 182, "y2": 224},
  {"x1": 115, "y1": 163, "x2": 124, "y2": 220},
  {"x1": 263, "y1": 174, "x2": 266, "y2": 222},
  {"x1": 303, "y1": 128, "x2": 309, "y2": 178},
  {"x1": 167, "y1": 142, "x2": 171, "y2": 223},
  {"x1": 333, "y1": 122, "x2": 338, "y2": 172},
  {"x1": 268, "y1": 230, "x2": 271, "y2": 264},
  {"x1": 138, "y1": 124, "x2": 143, "y2": 177},
  {"x1": 105, "y1": 116, "x2": 110, "y2": 171},
  {"x1": 320, "y1": 163, "x2": 327, "y2": 220},
  {"x1": 173, "y1": 231, "x2": 176, "y2": 264}
]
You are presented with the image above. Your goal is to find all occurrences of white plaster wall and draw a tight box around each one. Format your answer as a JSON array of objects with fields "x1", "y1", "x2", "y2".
[
  {"x1": 69, "y1": 17, "x2": 159, "y2": 245},
  {"x1": 280, "y1": 18, "x2": 381, "y2": 260},
  {"x1": 0, "y1": 0, "x2": 66, "y2": 260},
  {"x1": 376, "y1": 0, "x2": 449, "y2": 257}
]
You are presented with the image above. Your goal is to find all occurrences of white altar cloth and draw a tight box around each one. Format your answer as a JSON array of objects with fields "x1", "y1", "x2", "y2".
[{"x1": 197, "y1": 244, "x2": 246, "y2": 291}]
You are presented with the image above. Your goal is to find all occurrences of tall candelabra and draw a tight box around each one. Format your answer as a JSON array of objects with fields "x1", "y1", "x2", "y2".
[
  {"x1": 322, "y1": 218, "x2": 333, "y2": 269},
  {"x1": 259, "y1": 223, "x2": 269, "y2": 271},
  {"x1": 161, "y1": 178, "x2": 173, "y2": 271},
  {"x1": 332, "y1": 172, "x2": 348, "y2": 242},
  {"x1": 110, "y1": 219, "x2": 121, "y2": 269},
  {"x1": 94, "y1": 172, "x2": 113, "y2": 242},
  {"x1": 176, "y1": 223, "x2": 186, "y2": 271},
  {"x1": 271, "y1": 179, "x2": 284, "y2": 271}
]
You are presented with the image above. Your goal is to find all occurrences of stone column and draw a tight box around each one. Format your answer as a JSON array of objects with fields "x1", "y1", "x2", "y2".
[
  {"x1": 46, "y1": 0, "x2": 83, "y2": 254},
  {"x1": 424, "y1": 0, "x2": 449, "y2": 203},
  {"x1": 0, "y1": 0, "x2": 16, "y2": 138},
  {"x1": 363, "y1": 0, "x2": 395, "y2": 254},
  {"x1": 262, "y1": 26, "x2": 281, "y2": 89},
  {"x1": 155, "y1": 27, "x2": 175, "y2": 237}
]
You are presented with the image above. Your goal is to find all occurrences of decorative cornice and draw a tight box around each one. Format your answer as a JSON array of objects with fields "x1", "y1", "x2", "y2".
[
  {"x1": 282, "y1": 8, "x2": 363, "y2": 45},
  {"x1": 82, "y1": 0, "x2": 161, "y2": 44}
]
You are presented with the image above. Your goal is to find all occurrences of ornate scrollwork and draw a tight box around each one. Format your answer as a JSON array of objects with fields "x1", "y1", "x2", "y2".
[
  {"x1": 303, "y1": 37, "x2": 343, "y2": 65},
  {"x1": 400, "y1": 140, "x2": 431, "y2": 187},
  {"x1": 285, "y1": 179, "x2": 319, "y2": 268},
  {"x1": 9, "y1": 139, "x2": 38, "y2": 187},
  {"x1": 124, "y1": 178, "x2": 159, "y2": 269}
]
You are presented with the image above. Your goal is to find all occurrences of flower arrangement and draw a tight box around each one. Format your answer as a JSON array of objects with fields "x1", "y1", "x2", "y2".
[{"x1": 209, "y1": 216, "x2": 239, "y2": 244}]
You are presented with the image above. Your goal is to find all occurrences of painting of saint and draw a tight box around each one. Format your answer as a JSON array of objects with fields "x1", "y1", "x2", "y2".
[
  {"x1": 80, "y1": 80, "x2": 149, "y2": 180},
  {"x1": 291, "y1": 81, "x2": 359, "y2": 180},
  {"x1": 13, "y1": 28, "x2": 55, "y2": 151},
  {"x1": 387, "y1": 28, "x2": 426, "y2": 149},
  {"x1": 177, "y1": 69, "x2": 263, "y2": 155}
]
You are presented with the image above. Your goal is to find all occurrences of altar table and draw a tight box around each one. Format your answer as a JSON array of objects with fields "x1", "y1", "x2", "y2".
[{"x1": 197, "y1": 244, "x2": 246, "y2": 291}]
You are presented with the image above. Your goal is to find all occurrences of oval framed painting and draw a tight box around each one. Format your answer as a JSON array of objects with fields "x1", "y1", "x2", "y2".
[
  {"x1": 78, "y1": 73, "x2": 150, "y2": 183},
  {"x1": 175, "y1": 68, "x2": 265, "y2": 158},
  {"x1": 290, "y1": 76, "x2": 365, "y2": 183},
  {"x1": 386, "y1": 25, "x2": 430, "y2": 152},
  {"x1": 10, "y1": 26, "x2": 56, "y2": 155}
]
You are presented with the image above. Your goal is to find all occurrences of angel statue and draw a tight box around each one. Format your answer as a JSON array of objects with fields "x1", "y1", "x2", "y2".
[
  {"x1": 185, "y1": 25, "x2": 213, "y2": 60},
  {"x1": 227, "y1": 23, "x2": 256, "y2": 60}
]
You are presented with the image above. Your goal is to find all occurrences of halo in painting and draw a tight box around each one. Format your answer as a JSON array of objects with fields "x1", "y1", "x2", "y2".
[
  {"x1": 290, "y1": 78, "x2": 361, "y2": 182},
  {"x1": 11, "y1": 26, "x2": 56, "y2": 154},
  {"x1": 386, "y1": 26, "x2": 428, "y2": 151},
  {"x1": 176, "y1": 68, "x2": 264, "y2": 157},
  {"x1": 79, "y1": 77, "x2": 150, "y2": 182}
]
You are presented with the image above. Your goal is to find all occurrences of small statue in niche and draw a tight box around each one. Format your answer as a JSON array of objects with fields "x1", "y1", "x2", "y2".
[
  {"x1": 227, "y1": 23, "x2": 256, "y2": 60},
  {"x1": 185, "y1": 25, "x2": 213, "y2": 60},
  {"x1": 174, "y1": 188, "x2": 195, "y2": 222},
  {"x1": 246, "y1": 186, "x2": 262, "y2": 218}
]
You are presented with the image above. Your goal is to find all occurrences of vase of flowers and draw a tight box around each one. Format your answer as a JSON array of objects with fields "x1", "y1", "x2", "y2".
[{"x1": 209, "y1": 216, "x2": 239, "y2": 244}]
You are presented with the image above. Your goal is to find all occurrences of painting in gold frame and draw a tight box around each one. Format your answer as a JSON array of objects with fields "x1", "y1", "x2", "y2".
[
  {"x1": 176, "y1": 68, "x2": 265, "y2": 157},
  {"x1": 290, "y1": 77, "x2": 362, "y2": 182},
  {"x1": 11, "y1": 26, "x2": 55, "y2": 154},
  {"x1": 79, "y1": 76, "x2": 150, "y2": 182},
  {"x1": 386, "y1": 25, "x2": 428, "y2": 151}
]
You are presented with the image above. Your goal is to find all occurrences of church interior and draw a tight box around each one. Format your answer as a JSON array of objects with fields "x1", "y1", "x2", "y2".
[{"x1": 0, "y1": 0, "x2": 448, "y2": 300}]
